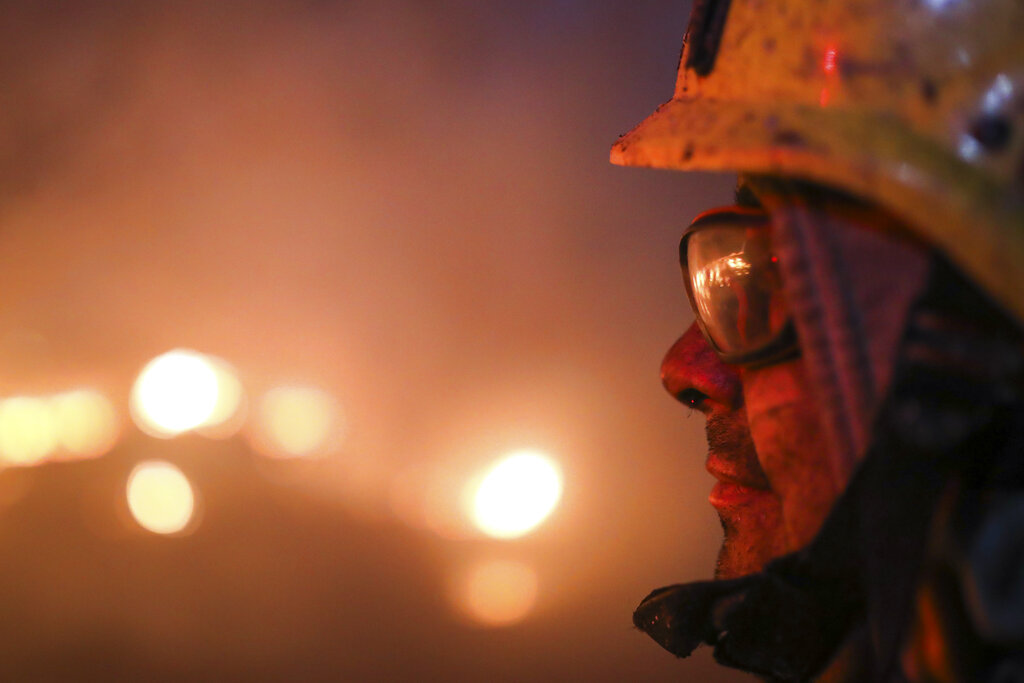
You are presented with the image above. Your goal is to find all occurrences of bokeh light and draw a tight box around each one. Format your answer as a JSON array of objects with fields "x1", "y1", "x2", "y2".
[
  {"x1": 195, "y1": 358, "x2": 246, "y2": 438},
  {"x1": 126, "y1": 461, "x2": 196, "y2": 535},
  {"x1": 457, "y1": 559, "x2": 539, "y2": 627},
  {"x1": 256, "y1": 386, "x2": 340, "y2": 457},
  {"x1": 0, "y1": 396, "x2": 59, "y2": 466},
  {"x1": 470, "y1": 450, "x2": 563, "y2": 539},
  {"x1": 130, "y1": 350, "x2": 219, "y2": 437},
  {"x1": 51, "y1": 389, "x2": 120, "y2": 460}
]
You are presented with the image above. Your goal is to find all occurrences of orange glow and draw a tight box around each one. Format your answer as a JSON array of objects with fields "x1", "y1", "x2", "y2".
[
  {"x1": 195, "y1": 357, "x2": 247, "y2": 438},
  {"x1": 130, "y1": 350, "x2": 220, "y2": 437},
  {"x1": 51, "y1": 389, "x2": 120, "y2": 460},
  {"x1": 257, "y1": 386, "x2": 339, "y2": 457},
  {"x1": 457, "y1": 560, "x2": 538, "y2": 627},
  {"x1": 470, "y1": 450, "x2": 562, "y2": 539},
  {"x1": 389, "y1": 463, "x2": 474, "y2": 540},
  {"x1": 388, "y1": 463, "x2": 436, "y2": 531},
  {"x1": 0, "y1": 396, "x2": 59, "y2": 466},
  {"x1": 902, "y1": 584, "x2": 956, "y2": 682},
  {"x1": 126, "y1": 461, "x2": 196, "y2": 535}
]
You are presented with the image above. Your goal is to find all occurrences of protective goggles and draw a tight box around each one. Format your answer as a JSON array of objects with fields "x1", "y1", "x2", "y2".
[{"x1": 680, "y1": 207, "x2": 798, "y2": 367}]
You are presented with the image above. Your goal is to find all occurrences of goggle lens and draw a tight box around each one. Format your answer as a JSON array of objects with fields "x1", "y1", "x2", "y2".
[{"x1": 682, "y1": 210, "x2": 793, "y2": 363}]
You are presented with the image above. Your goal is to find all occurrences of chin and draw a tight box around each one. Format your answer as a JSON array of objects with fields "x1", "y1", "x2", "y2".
[
  {"x1": 714, "y1": 506, "x2": 788, "y2": 579},
  {"x1": 715, "y1": 538, "x2": 771, "y2": 579}
]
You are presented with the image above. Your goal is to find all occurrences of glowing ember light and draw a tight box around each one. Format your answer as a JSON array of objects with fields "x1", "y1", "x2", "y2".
[
  {"x1": 458, "y1": 560, "x2": 539, "y2": 627},
  {"x1": 195, "y1": 357, "x2": 246, "y2": 438},
  {"x1": 257, "y1": 386, "x2": 339, "y2": 457},
  {"x1": 0, "y1": 396, "x2": 59, "y2": 466},
  {"x1": 126, "y1": 461, "x2": 195, "y2": 535},
  {"x1": 130, "y1": 350, "x2": 219, "y2": 437},
  {"x1": 51, "y1": 389, "x2": 119, "y2": 459},
  {"x1": 470, "y1": 450, "x2": 563, "y2": 539}
]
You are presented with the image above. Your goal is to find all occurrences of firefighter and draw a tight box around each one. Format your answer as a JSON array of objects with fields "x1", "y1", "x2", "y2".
[{"x1": 613, "y1": 0, "x2": 1024, "y2": 681}]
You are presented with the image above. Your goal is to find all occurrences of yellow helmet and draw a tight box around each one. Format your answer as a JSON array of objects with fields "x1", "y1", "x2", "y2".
[{"x1": 612, "y1": 0, "x2": 1024, "y2": 322}]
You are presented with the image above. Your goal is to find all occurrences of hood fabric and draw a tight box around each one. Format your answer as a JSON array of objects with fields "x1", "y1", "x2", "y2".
[{"x1": 767, "y1": 183, "x2": 930, "y2": 486}]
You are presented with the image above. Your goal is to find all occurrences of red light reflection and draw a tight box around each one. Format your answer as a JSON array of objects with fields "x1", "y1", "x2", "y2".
[{"x1": 823, "y1": 46, "x2": 837, "y2": 74}]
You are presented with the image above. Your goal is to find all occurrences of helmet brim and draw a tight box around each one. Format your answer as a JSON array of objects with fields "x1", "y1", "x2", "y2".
[{"x1": 612, "y1": 96, "x2": 1024, "y2": 324}]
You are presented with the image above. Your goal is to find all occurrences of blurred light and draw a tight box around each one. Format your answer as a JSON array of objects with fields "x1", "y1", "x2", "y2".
[
  {"x1": 130, "y1": 350, "x2": 219, "y2": 437},
  {"x1": 982, "y1": 73, "x2": 1014, "y2": 114},
  {"x1": 126, "y1": 460, "x2": 195, "y2": 535},
  {"x1": 51, "y1": 389, "x2": 119, "y2": 460},
  {"x1": 458, "y1": 559, "x2": 538, "y2": 627},
  {"x1": 470, "y1": 450, "x2": 562, "y2": 539},
  {"x1": 257, "y1": 386, "x2": 339, "y2": 457},
  {"x1": 959, "y1": 133, "x2": 982, "y2": 162},
  {"x1": 195, "y1": 357, "x2": 246, "y2": 438},
  {"x1": 0, "y1": 396, "x2": 59, "y2": 466}
]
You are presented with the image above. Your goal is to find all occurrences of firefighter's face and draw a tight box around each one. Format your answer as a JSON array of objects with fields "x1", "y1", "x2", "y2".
[
  {"x1": 661, "y1": 325, "x2": 785, "y2": 578},
  {"x1": 662, "y1": 324, "x2": 836, "y2": 578}
]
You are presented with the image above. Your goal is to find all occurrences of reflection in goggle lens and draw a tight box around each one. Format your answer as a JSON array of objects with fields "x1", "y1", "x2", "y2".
[{"x1": 685, "y1": 220, "x2": 789, "y2": 357}]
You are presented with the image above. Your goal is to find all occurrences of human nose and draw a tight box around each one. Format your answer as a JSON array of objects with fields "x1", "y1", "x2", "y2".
[{"x1": 661, "y1": 323, "x2": 744, "y2": 413}]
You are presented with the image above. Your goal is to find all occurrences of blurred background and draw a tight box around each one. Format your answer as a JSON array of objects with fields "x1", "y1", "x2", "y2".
[{"x1": 0, "y1": 0, "x2": 744, "y2": 680}]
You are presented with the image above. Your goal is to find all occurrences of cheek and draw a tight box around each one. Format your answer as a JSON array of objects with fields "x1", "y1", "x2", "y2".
[
  {"x1": 741, "y1": 360, "x2": 808, "y2": 415},
  {"x1": 743, "y1": 362, "x2": 843, "y2": 549},
  {"x1": 747, "y1": 403, "x2": 839, "y2": 549}
]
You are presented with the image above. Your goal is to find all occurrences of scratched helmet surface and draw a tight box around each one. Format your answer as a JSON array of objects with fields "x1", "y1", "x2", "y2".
[{"x1": 612, "y1": 0, "x2": 1024, "y2": 322}]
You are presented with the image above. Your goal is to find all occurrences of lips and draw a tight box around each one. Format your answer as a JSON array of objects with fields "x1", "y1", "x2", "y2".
[
  {"x1": 706, "y1": 454, "x2": 771, "y2": 510},
  {"x1": 708, "y1": 480, "x2": 766, "y2": 507}
]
